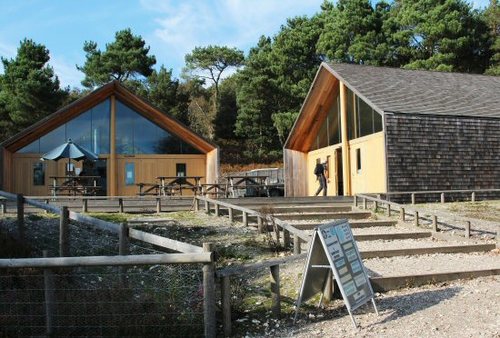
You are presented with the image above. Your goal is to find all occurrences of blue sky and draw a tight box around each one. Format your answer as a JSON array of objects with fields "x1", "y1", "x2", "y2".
[{"x1": 0, "y1": 0, "x2": 490, "y2": 88}]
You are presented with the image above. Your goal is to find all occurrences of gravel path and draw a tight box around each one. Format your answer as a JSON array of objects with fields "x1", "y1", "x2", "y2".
[{"x1": 275, "y1": 275, "x2": 500, "y2": 338}]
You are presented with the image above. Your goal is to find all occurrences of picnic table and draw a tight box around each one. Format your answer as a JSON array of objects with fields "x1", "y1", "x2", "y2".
[
  {"x1": 156, "y1": 176, "x2": 203, "y2": 196},
  {"x1": 49, "y1": 175, "x2": 101, "y2": 196},
  {"x1": 224, "y1": 175, "x2": 269, "y2": 198},
  {"x1": 201, "y1": 183, "x2": 227, "y2": 198}
]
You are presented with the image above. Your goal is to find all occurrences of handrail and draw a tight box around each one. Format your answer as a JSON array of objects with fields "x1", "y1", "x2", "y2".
[
  {"x1": 373, "y1": 188, "x2": 500, "y2": 195},
  {"x1": 0, "y1": 252, "x2": 213, "y2": 268}
]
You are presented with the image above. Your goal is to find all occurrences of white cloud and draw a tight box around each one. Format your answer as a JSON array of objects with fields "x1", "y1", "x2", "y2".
[
  {"x1": 48, "y1": 55, "x2": 83, "y2": 89},
  {"x1": 0, "y1": 40, "x2": 17, "y2": 73},
  {"x1": 140, "y1": 0, "x2": 323, "y2": 76}
]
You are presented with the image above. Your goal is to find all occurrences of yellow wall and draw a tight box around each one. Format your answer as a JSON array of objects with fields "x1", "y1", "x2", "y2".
[
  {"x1": 307, "y1": 144, "x2": 342, "y2": 196},
  {"x1": 115, "y1": 154, "x2": 206, "y2": 196},
  {"x1": 348, "y1": 132, "x2": 386, "y2": 194},
  {"x1": 305, "y1": 132, "x2": 386, "y2": 196}
]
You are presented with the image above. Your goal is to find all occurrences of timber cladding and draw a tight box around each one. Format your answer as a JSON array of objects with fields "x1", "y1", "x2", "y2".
[{"x1": 385, "y1": 113, "x2": 500, "y2": 192}]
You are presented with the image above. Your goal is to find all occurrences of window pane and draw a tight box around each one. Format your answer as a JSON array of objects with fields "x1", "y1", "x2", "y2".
[
  {"x1": 373, "y1": 111, "x2": 383, "y2": 132},
  {"x1": 91, "y1": 100, "x2": 110, "y2": 154},
  {"x1": 115, "y1": 101, "x2": 135, "y2": 155},
  {"x1": 358, "y1": 97, "x2": 374, "y2": 137},
  {"x1": 19, "y1": 139, "x2": 40, "y2": 153},
  {"x1": 317, "y1": 115, "x2": 328, "y2": 149},
  {"x1": 347, "y1": 88, "x2": 356, "y2": 140},
  {"x1": 40, "y1": 125, "x2": 66, "y2": 153},
  {"x1": 67, "y1": 110, "x2": 92, "y2": 150},
  {"x1": 33, "y1": 162, "x2": 45, "y2": 185},
  {"x1": 116, "y1": 99, "x2": 202, "y2": 155},
  {"x1": 328, "y1": 96, "x2": 341, "y2": 145}
]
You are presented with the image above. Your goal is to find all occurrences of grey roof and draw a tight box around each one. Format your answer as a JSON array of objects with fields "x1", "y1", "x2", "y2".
[{"x1": 324, "y1": 63, "x2": 500, "y2": 118}]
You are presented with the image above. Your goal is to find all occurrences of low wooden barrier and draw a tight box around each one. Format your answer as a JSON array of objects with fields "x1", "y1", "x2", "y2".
[
  {"x1": 355, "y1": 193, "x2": 497, "y2": 238},
  {"x1": 375, "y1": 188, "x2": 500, "y2": 204}
]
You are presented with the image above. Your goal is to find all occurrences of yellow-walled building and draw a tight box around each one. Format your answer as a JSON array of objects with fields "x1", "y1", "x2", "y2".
[
  {"x1": 284, "y1": 63, "x2": 500, "y2": 197},
  {"x1": 0, "y1": 81, "x2": 219, "y2": 196}
]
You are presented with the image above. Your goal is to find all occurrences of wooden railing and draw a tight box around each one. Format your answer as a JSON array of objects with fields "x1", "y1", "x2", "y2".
[
  {"x1": 355, "y1": 193, "x2": 498, "y2": 237},
  {"x1": 376, "y1": 188, "x2": 500, "y2": 204}
]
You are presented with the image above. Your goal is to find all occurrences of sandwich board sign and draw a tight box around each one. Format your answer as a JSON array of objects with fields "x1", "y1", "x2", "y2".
[{"x1": 294, "y1": 219, "x2": 378, "y2": 328}]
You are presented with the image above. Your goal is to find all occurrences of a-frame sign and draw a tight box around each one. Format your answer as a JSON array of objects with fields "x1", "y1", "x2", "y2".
[{"x1": 294, "y1": 219, "x2": 378, "y2": 328}]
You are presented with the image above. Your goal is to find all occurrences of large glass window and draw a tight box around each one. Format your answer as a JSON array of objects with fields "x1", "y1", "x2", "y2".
[
  {"x1": 115, "y1": 100, "x2": 202, "y2": 155},
  {"x1": 309, "y1": 87, "x2": 383, "y2": 151},
  {"x1": 18, "y1": 100, "x2": 110, "y2": 154}
]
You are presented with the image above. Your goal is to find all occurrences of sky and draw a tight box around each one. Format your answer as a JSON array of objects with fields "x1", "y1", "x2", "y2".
[{"x1": 0, "y1": 0, "x2": 491, "y2": 88}]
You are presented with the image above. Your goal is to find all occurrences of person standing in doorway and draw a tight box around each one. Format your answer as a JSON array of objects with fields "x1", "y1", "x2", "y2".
[{"x1": 314, "y1": 161, "x2": 327, "y2": 196}]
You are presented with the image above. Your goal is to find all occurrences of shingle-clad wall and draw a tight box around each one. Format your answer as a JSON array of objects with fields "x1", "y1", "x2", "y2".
[{"x1": 385, "y1": 113, "x2": 500, "y2": 192}]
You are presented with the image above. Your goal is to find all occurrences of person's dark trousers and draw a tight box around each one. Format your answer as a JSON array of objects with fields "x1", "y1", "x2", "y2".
[{"x1": 315, "y1": 175, "x2": 327, "y2": 196}]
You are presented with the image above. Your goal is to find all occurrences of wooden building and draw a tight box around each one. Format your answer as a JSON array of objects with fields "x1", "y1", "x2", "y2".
[
  {"x1": 0, "y1": 81, "x2": 219, "y2": 196},
  {"x1": 284, "y1": 63, "x2": 500, "y2": 197}
]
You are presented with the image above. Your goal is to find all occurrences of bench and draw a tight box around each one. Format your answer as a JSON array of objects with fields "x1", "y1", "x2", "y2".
[{"x1": 137, "y1": 183, "x2": 160, "y2": 196}]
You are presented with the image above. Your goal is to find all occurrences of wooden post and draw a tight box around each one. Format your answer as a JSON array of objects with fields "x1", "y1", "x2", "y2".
[
  {"x1": 228, "y1": 207, "x2": 234, "y2": 222},
  {"x1": 215, "y1": 203, "x2": 220, "y2": 217},
  {"x1": 293, "y1": 235, "x2": 301, "y2": 255},
  {"x1": 16, "y1": 194, "x2": 25, "y2": 241},
  {"x1": 204, "y1": 200, "x2": 209, "y2": 213},
  {"x1": 203, "y1": 243, "x2": 216, "y2": 338},
  {"x1": 373, "y1": 201, "x2": 378, "y2": 212},
  {"x1": 194, "y1": 198, "x2": 199, "y2": 211},
  {"x1": 119, "y1": 223, "x2": 129, "y2": 287},
  {"x1": 221, "y1": 276, "x2": 232, "y2": 337},
  {"x1": 59, "y1": 206, "x2": 69, "y2": 257},
  {"x1": 323, "y1": 270, "x2": 333, "y2": 303},
  {"x1": 43, "y1": 250, "x2": 55, "y2": 336},
  {"x1": 465, "y1": 221, "x2": 471, "y2": 239},
  {"x1": 411, "y1": 193, "x2": 416, "y2": 205},
  {"x1": 82, "y1": 198, "x2": 88, "y2": 213},
  {"x1": 156, "y1": 197, "x2": 161, "y2": 214},
  {"x1": 44, "y1": 199, "x2": 49, "y2": 213},
  {"x1": 353, "y1": 195, "x2": 357, "y2": 207},
  {"x1": 441, "y1": 193, "x2": 445, "y2": 204},
  {"x1": 283, "y1": 229, "x2": 291, "y2": 249},
  {"x1": 432, "y1": 215, "x2": 438, "y2": 232},
  {"x1": 274, "y1": 224, "x2": 280, "y2": 244},
  {"x1": 0, "y1": 199, "x2": 6, "y2": 214},
  {"x1": 270, "y1": 265, "x2": 281, "y2": 318},
  {"x1": 118, "y1": 198, "x2": 124, "y2": 213},
  {"x1": 243, "y1": 212, "x2": 248, "y2": 226},
  {"x1": 400, "y1": 207, "x2": 406, "y2": 221},
  {"x1": 471, "y1": 192, "x2": 476, "y2": 202},
  {"x1": 257, "y1": 216, "x2": 264, "y2": 233},
  {"x1": 363, "y1": 198, "x2": 367, "y2": 210},
  {"x1": 414, "y1": 211, "x2": 419, "y2": 227},
  {"x1": 387, "y1": 204, "x2": 391, "y2": 217}
]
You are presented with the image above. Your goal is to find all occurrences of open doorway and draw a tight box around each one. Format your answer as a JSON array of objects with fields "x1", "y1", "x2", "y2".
[{"x1": 336, "y1": 149, "x2": 343, "y2": 196}]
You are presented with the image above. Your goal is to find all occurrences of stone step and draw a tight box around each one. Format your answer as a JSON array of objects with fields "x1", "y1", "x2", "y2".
[
  {"x1": 272, "y1": 211, "x2": 372, "y2": 221},
  {"x1": 243, "y1": 205, "x2": 352, "y2": 213},
  {"x1": 291, "y1": 220, "x2": 397, "y2": 230},
  {"x1": 360, "y1": 243, "x2": 496, "y2": 259},
  {"x1": 354, "y1": 231, "x2": 432, "y2": 241}
]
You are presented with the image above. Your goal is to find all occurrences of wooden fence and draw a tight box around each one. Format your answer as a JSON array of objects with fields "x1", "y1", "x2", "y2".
[
  {"x1": 355, "y1": 193, "x2": 498, "y2": 238},
  {"x1": 377, "y1": 188, "x2": 500, "y2": 204},
  {"x1": 0, "y1": 190, "x2": 217, "y2": 338}
]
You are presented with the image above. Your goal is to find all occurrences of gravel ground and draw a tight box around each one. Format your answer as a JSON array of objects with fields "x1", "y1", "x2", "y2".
[{"x1": 276, "y1": 275, "x2": 500, "y2": 338}]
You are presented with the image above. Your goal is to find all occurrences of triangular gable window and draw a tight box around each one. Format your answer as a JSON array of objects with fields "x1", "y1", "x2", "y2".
[
  {"x1": 18, "y1": 100, "x2": 111, "y2": 154},
  {"x1": 115, "y1": 100, "x2": 202, "y2": 155}
]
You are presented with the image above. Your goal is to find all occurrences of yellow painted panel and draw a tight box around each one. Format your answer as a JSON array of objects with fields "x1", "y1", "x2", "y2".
[
  {"x1": 348, "y1": 132, "x2": 386, "y2": 194},
  {"x1": 306, "y1": 144, "x2": 342, "y2": 196}
]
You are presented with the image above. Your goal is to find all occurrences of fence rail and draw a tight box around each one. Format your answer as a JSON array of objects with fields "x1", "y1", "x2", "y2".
[{"x1": 0, "y1": 190, "x2": 217, "y2": 337}]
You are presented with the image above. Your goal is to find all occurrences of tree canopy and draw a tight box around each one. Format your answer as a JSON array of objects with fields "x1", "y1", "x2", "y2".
[
  {"x1": 0, "y1": 39, "x2": 67, "y2": 140},
  {"x1": 77, "y1": 28, "x2": 156, "y2": 88}
]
